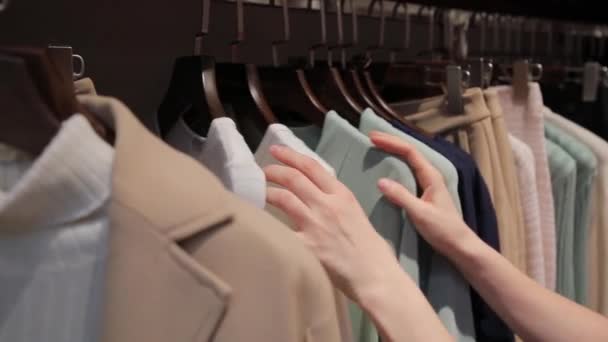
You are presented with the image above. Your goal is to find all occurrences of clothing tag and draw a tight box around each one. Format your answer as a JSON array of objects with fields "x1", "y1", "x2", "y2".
[{"x1": 582, "y1": 62, "x2": 601, "y2": 103}]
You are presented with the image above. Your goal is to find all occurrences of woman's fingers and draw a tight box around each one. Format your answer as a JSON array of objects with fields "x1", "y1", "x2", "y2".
[
  {"x1": 266, "y1": 187, "x2": 314, "y2": 227},
  {"x1": 269, "y1": 145, "x2": 341, "y2": 194},
  {"x1": 264, "y1": 164, "x2": 325, "y2": 205},
  {"x1": 369, "y1": 131, "x2": 443, "y2": 189},
  {"x1": 378, "y1": 178, "x2": 427, "y2": 216}
]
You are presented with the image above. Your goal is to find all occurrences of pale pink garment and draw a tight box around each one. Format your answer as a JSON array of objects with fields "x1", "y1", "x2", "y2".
[
  {"x1": 509, "y1": 134, "x2": 546, "y2": 286},
  {"x1": 544, "y1": 110, "x2": 608, "y2": 315},
  {"x1": 495, "y1": 83, "x2": 557, "y2": 290}
]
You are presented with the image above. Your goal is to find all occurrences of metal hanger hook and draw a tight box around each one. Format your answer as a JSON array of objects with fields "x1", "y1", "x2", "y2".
[
  {"x1": 230, "y1": 0, "x2": 245, "y2": 63},
  {"x1": 271, "y1": 0, "x2": 290, "y2": 66},
  {"x1": 308, "y1": 0, "x2": 328, "y2": 67},
  {"x1": 195, "y1": 0, "x2": 212, "y2": 55},
  {"x1": 365, "y1": 0, "x2": 386, "y2": 60}
]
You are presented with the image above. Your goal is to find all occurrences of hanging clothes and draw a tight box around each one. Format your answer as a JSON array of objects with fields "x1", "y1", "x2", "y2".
[
  {"x1": 391, "y1": 88, "x2": 528, "y2": 277},
  {"x1": 544, "y1": 109, "x2": 608, "y2": 314},
  {"x1": 165, "y1": 116, "x2": 266, "y2": 208},
  {"x1": 358, "y1": 109, "x2": 476, "y2": 342},
  {"x1": 484, "y1": 89, "x2": 527, "y2": 273},
  {"x1": 74, "y1": 95, "x2": 344, "y2": 342},
  {"x1": 545, "y1": 118, "x2": 598, "y2": 305},
  {"x1": 0, "y1": 115, "x2": 112, "y2": 342},
  {"x1": 293, "y1": 111, "x2": 421, "y2": 342},
  {"x1": 495, "y1": 84, "x2": 557, "y2": 291},
  {"x1": 545, "y1": 138, "x2": 577, "y2": 300},
  {"x1": 254, "y1": 123, "x2": 355, "y2": 342},
  {"x1": 509, "y1": 135, "x2": 546, "y2": 286},
  {"x1": 389, "y1": 117, "x2": 513, "y2": 342}
]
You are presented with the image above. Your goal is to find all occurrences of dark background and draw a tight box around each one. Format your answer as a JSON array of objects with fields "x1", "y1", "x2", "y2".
[{"x1": 0, "y1": 0, "x2": 595, "y2": 128}]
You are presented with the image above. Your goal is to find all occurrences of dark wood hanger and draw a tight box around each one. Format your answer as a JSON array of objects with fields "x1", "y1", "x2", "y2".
[
  {"x1": 257, "y1": 63, "x2": 327, "y2": 127},
  {"x1": 255, "y1": 0, "x2": 327, "y2": 128},
  {"x1": 331, "y1": 0, "x2": 394, "y2": 122},
  {"x1": 212, "y1": 0, "x2": 279, "y2": 149},
  {"x1": 296, "y1": 0, "x2": 361, "y2": 126},
  {"x1": 157, "y1": 37, "x2": 225, "y2": 138},
  {"x1": 0, "y1": 47, "x2": 110, "y2": 151},
  {"x1": 0, "y1": 53, "x2": 59, "y2": 156},
  {"x1": 157, "y1": 0, "x2": 226, "y2": 138}
]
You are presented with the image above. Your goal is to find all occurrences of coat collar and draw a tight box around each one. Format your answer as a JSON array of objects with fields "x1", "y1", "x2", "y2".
[{"x1": 78, "y1": 95, "x2": 234, "y2": 342}]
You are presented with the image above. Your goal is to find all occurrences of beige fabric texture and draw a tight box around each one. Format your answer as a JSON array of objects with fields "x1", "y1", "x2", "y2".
[
  {"x1": 77, "y1": 95, "x2": 345, "y2": 342},
  {"x1": 394, "y1": 88, "x2": 528, "y2": 274}
]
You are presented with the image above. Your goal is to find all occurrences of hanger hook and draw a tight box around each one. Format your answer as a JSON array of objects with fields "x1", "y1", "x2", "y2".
[
  {"x1": 271, "y1": 0, "x2": 290, "y2": 66},
  {"x1": 389, "y1": 0, "x2": 409, "y2": 63},
  {"x1": 327, "y1": 0, "x2": 345, "y2": 68},
  {"x1": 195, "y1": 0, "x2": 212, "y2": 55},
  {"x1": 230, "y1": 0, "x2": 245, "y2": 63},
  {"x1": 309, "y1": 0, "x2": 328, "y2": 67},
  {"x1": 365, "y1": 0, "x2": 386, "y2": 60}
]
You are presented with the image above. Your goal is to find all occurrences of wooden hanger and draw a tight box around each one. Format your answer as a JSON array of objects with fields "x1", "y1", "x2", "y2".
[
  {"x1": 358, "y1": 0, "x2": 424, "y2": 121},
  {"x1": 255, "y1": 0, "x2": 327, "y2": 127},
  {"x1": 297, "y1": 0, "x2": 361, "y2": 126},
  {"x1": 330, "y1": 0, "x2": 386, "y2": 117},
  {"x1": 213, "y1": 0, "x2": 279, "y2": 148},
  {"x1": 0, "y1": 53, "x2": 59, "y2": 156},
  {"x1": 0, "y1": 47, "x2": 110, "y2": 150},
  {"x1": 157, "y1": 0, "x2": 225, "y2": 138}
]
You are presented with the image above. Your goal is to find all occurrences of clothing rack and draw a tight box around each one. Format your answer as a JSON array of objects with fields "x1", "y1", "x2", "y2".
[{"x1": 0, "y1": 0, "x2": 606, "y2": 126}]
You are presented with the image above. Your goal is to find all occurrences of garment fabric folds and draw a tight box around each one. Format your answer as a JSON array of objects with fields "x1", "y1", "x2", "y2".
[
  {"x1": 72, "y1": 95, "x2": 345, "y2": 342},
  {"x1": 544, "y1": 118, "x2": 597, "y2": 305},
  {"x1": 0, "y1": 115, "x2": 112, "y2": 342},
  {"x1": 545, "y1": 139, "x2": 577, "y2": 299},
  {"x1": 509, "y1": 135, "x2": 545, "y2": 286},
  {"x1": 293, "y1": 111, "x2": 421, "y2": 342},
  {"x1": 495, "y1": 84, "x2": 557, "y2": 290},
  {"x1": 358, "y1": 109, "x2": 476, "y2": 342},
  {"x1": 544, "y1": 110, "x2": 608, "y2": 314},
  {"x1": 391, "y1": 88, "x2": 528, "y2": 277},
  {"x1": 165, "y1": 116, "x2": 266, "y2": 209}
]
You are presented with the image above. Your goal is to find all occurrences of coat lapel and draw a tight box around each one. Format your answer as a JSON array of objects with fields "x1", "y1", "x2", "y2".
[{"x1": 79, "y1": 95, "x2": 234, "y2": 342}]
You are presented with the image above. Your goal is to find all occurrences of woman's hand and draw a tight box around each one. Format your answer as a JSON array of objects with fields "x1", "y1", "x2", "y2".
[
  {"x1": 370, "y1": 131, "x2": 475, "y2": 256},
  {"x1": 263, "y1": 145, "x2": 403, "y2": 303},
  {"x1": 264, "y1": 141, "x2": 455, "y2": 342}
]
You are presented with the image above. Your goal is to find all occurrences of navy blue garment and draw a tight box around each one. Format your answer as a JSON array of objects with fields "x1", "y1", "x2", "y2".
[{"x1": 391, "y1": 120, "x2": 514, "y2": 342}]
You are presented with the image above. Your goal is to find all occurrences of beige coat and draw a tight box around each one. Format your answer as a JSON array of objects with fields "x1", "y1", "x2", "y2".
[
  {"x1": 77, "y1": 95, "x2": 344, "y2": 342},
  {"x1": 392, "y1": 88, "x2": 528, "y2": 274}
]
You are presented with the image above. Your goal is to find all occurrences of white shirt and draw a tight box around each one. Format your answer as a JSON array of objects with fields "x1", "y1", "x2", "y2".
[
  {"x1": 165, "y1": 117, "x2": 266, "y2": 208},
  {"x1": 0, "y1": 115, "x2": 113, "y2": 342}
]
